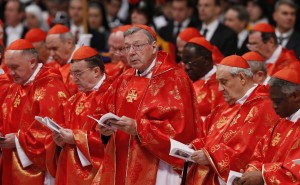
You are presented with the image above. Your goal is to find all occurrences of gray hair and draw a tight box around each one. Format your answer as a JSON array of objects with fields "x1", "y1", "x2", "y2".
[
  {"x1": 124, "y1": 26, "x2": 156, "y2": 43},
  {"x1": 229, "y1": 5, "x2": 249, "y2": 23},
  {"x1": 269, "y1": 77, "x2": 300, "y2": 95},
  {"x1": 247, "y1": 60, "x2": 267, "y2": 74},
  {"x1": 275, "y1": 0, "x2": 298, "y2": 11},
  {"x1": 59, "y1": 32, "x2": 75, "y2": 44},
  {"x1": 217, "y1": 64, "x2": 253, "y2": 78}
]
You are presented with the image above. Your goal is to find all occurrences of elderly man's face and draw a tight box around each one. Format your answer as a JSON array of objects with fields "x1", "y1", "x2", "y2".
[
  {"x1": 46, "y1": 34, "x2": 72, "y2": 65},
  {"x1": 216, "y1": 68, "x2": 245, "y2": 105},
  {"x1": 5, "y1": 50, "x2": 36, "y2": 84},
  {"x1": 269, "y1": 86, "x2": 293, "y2": 118},
  {"x1": 124, "y1": 30, "x2": 157, "y2": 72},
  {"x1": 247, "y1": 32, "x2": 269, "y2": 58},
  {"x1": 70, "y1": 60, "x2": 98, "y2": 92},
  {"x1": 108, "y1": 31, "x2": 126, "y2": 63}
]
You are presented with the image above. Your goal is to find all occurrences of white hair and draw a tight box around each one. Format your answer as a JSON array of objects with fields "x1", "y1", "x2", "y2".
[
  {"x1": 217, "y1": 64, "x2": 253, "y2": 78},
  {"x1": 25, "y1": 4, "x2": 49, "y2": 31}
]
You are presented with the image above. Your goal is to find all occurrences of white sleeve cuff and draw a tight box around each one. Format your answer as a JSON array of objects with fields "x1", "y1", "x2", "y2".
[
  {"x1": 262, "y1": 164, "x2": 267, "y2": 185},
  {"x1": 76, "y1": 146, "x2": 91, "y2": 167},
  {"x1": 15, "y1": 136, "x2": 33, "y2": 168}
]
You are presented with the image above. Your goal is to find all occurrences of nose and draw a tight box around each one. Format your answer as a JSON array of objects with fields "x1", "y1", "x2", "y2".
[
  {"x1": 49, "y1": 50, "x2": 55, "y2": 57},
  {"x1": 9, "y1": 69, "x2": 15, "y2": 76}
]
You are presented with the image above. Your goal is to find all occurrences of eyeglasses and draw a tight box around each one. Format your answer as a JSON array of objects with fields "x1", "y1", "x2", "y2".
[
  {"x1": 124, "y1": 43, "x2": 149, "y2": 52},
  {"x1": 70, "y1": 68, "x2": 91, "y2": 78}
]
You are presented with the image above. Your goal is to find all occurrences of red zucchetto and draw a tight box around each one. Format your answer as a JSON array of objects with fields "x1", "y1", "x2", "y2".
[
  {"x1": 178, "y1": 27, "x2": 202, "y2": 42},
  {"x1": 242, "y1": 51, "x2": 265, "y2": 62},
  {"x1": 7, "y1": 39, "x2": 34, "y2": 50},
  {"x1": 219, "y1": 55, "x2": 250, "y2": 68},
  {"x1": 25, "y1": 28, "x2": 47, "y2": 43},
  {"x1": 272, "y1": 65, "x2": 300, "y2": 85},
  {"x1": 48, "y1": 24, "x2": 70, "y2": 35},
  {"x1": 189, "y1": 37, "x2": 213, "y2": 52},
  {"x1": 72, "y1": 46, "x2": 98, "y2": 60},
  {"x1": 251, "y1": 23, "x2": 274, "y2": 33},
  {"x1": 133, "y1": 24, "x2": 156, "y2": 39}
]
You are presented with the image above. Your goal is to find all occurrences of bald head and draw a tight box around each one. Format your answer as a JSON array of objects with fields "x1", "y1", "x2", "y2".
[{"x1": 108, "y1": 31, "x2": 126, "y2": 62}]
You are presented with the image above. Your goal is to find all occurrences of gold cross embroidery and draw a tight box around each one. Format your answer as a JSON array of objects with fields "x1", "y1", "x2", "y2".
[
  {"x1": 75, "y1": 102, "x2": 84, "y2": 115},
  {"x1": 14, "y1": 95, "x2": 21, "y2": 108},
  {"x1": 126, "y1": 89, "x2": 137, "y2": 102}
]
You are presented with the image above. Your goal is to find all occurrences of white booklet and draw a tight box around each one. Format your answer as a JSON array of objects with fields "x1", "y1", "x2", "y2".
[
  {"x1": 293, "y1": 159, "x2": 300, "y2": 165},
  {"x1": 35, "y1": 116, "x2": 62, "y2": 133},
  {"x1": 226, "y1": 170, "x2": 243, "y2": 185},
  {"x1": 88, "y1": 112, "x2": 120, "y2": 131},
  {"x1": 169, "y1": 139, "x2": 195, "y2": 162}
]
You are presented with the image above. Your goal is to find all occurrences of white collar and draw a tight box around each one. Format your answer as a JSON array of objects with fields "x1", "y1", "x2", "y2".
[
  {"x1": 92, "y1": 74, "x2": 106, "y2": 91},
  {"x1": 23, "y1": 63, "x2": 43, "y2": 85},
  {"x1": 67, "y1": 45, "x2": 80, "y2": 64},
  {"x1": 275, "y1": 28, "x2": 294, "y2": 39},
  {"x1": 6, "y1": 23, "x2": 23, "y2": 33},
  {"x1": 236, "y1": 84, "x2": 258, "y2": 105},
  {"x1": 263, "y1": 75, "x2": 271, "y2": 85},
  {"x1": 201, "y1": 65, "x2": 216, "y2": 81},
  {"x1": 0, "y1": 68, "x2": 4, "y2": 75},
  {"x1": 238, "y1": 29, "x2": 249, "y2": 49},
  {"x1": 174, "y1": 18, "x2": 190, "y2": 29},
  {"x1": 70, "y1": 22, "x2": 84, "y2": 34},
  {"x1": 287, "y1": 109, "x2": 300, "y2": 123},
  {"x1": 202, "y1": 19, "x2": 219, "y2": 41},
  {"x1": 265, "y1": 46, "x2": 282, "y2": 64},
  {"x1": 135, "y1": 57, "x2": 156, "y2": 78}
]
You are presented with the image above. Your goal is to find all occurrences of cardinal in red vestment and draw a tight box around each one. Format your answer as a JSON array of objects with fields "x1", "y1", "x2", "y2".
[
  {"x1": 187, "y1": 55, "x2": 279, "y2": 185},
  {"x1": 236, "y1": 64, "x2": 300, "y2": 185},
  {"x1": 0, "y1": 39, "x2": 69, "y2": 185},
  {"x1": 92, "y1": 25, "x2": 201, "y2": 185}
]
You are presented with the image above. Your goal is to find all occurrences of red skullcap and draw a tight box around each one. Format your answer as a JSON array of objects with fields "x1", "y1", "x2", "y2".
[
  {"x1": 251, "y1": 23, "x2": 274, "y2": 33},
  {"x1": 72, "y1": 46, "x2": 98, "y2": 60},
  {"x1": 7, "y1": 39, "x2": 34, "y2": 50},
  {"x1": 220, "y1": 55, "x2": 250, "y2": 68},
  {"x1": 48, "y1": 24, "x2": 70, "y2": 35},
  {"x1": 25, "y1": 28, "x2": 47, "y2": 43},
  {"x1": 272, "y1": 65, "x2": 300, "y2": 85},
  {"x1": 178, "y1": 27, "x2": 202, "y2": 42},
  {"x1": 242, "y1": 51, "x2": 265, "y2": 62},
  {"x1": 133, "y1": 24, "x2": 156, "y2": 39},
  {"x1": 189, "y1": 37, "x2": 213, "y2": 52}
]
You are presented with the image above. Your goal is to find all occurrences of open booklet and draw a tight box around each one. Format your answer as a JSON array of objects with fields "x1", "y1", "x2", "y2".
[
  {"x1": 87, "y1": 112, "x2": 120, "y2": 131},
  {"x1": 169, "y1": 139, "x2": 195, "y2": 162},
  {"x1": 226, "y1": 170, "x2": 243, "y2": 185},
  {"x1": 293, "y1": 159, "x2": 300, "y2": 165},
  {"x1": 35, "y1": 116, "x2": 62, "y2": 133}
]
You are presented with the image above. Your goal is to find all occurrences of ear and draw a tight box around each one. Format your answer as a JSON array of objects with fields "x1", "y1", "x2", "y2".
[
  {"x1": 151, "y1": 41, "x2": 158, "y2": 54},
  {"x1": 30, "y1": 57, "x2": 37, "y2": 68},
  {"x1": 239, "y1": 72, "x2": 247, "y2": 85},
  {"x1": 291, "y1": 91, "x2": 300, "y2": 104},
  {"x1": 93, "y1": 66, "x2": 102, "y2": 77},
  {"x1": 255, "y1": 71, "x2": 267, "y2": 83}
]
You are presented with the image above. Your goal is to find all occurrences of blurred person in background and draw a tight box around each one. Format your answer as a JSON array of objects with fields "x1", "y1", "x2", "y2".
[
  {"x1": 224, "y1": 5, "x2": 250, "y2": 55},
  {"x1": 246, "y1": 0, "x2": 271, "y2": 28},
  {"x1": 4, "y1": 0, "x2": 28, "y2": 46},
  {"x1": 104, "y1": 0, "x2": 123, "y2": 29},
  {"x1": 25, "y1": 4, "x2": 49, "y2": 31},
  {"x1": 273, "y1": 0, "x2": 300, "y2": 59}
]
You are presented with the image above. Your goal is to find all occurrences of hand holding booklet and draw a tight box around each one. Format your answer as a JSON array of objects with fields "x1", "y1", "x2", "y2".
[
  {"x1": 35, "y1": 116, "x2": 62, "y2": 133},
  {"x1": 226, "y1": 170, "x2": 243, "y2": 185},
  {"x1": 88, "y1": 112, "x2": 120, "y2": 131},
  {"x1": 169, "y1": 139, "x2": 195, "y2": 162}
]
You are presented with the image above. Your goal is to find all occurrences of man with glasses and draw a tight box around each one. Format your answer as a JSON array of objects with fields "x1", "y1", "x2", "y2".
[
  {"x1": 247, "y1": 23, "x2": 298, "y2": 76},
  {"x1": 51, "y1": 46, "x2": 112, "y2": 185},
  {"x1": 92, "y1": 25, "x2": 200, "y2": 185},
  {"x1": 105, "y1": 25, "x2": 131, "y2": 81},
  {"x1": 235, "y1": 64, "x2": 300, "y2": 185},
  {"x1": 187, "y1": 55, "x2": 279, "y2": 185},
  {"x1": 0, "y1": 39, "x2": 69, "y2": 185},
  {"x1": 46, "y1": 24, "x2": 79, "y2": 95},
  {"x1": 182, "y1": 37, "x2": 223, "y2": 119}
]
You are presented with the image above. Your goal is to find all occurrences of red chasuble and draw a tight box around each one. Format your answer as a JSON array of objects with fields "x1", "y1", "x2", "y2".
[
  {"x1": 1, "y1": 66, "x2": 69, "y2": 185},
  {"x1": 92, "y1": 51, "x2": 201, "y2": 185},
  {"x1": 247, "y1": 117, "x2": 300, "y2": 184},
  {"x1": 193, "y1": 74, "x2": 224, "y2": 117},
  {"x1": 188, "y1": 85, "x2": 279, "y2": 185},
  {"x1": 105, "y1": 61, "x2": 130, "y2": 81},
  {"x1": 267, "y1": 48, "x2": 299, "y2": 76},
  {"x1": 54, "y1": 77, "x2": 112, "y2": 185}
]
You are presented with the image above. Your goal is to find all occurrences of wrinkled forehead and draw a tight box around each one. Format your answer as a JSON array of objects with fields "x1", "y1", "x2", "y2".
[
  {"x1": 46, "y1": 34, "x2": 62, "y2": 44},
  {"x1": 216, "y1": 66, "x2": 233, "y2": 79},
  {"x1": 124, "y1": 31, "x2": 148, "y2": 45}
]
